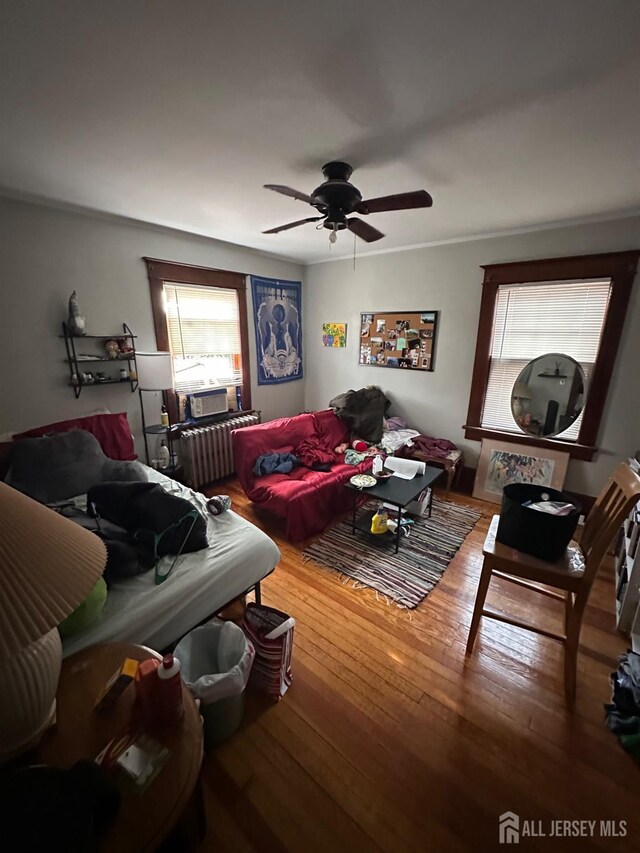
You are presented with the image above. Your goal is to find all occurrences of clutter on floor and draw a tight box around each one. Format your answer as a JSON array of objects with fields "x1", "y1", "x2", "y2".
[{"x1": 606, "y1": 650, "x2": 640, "y2": 759}]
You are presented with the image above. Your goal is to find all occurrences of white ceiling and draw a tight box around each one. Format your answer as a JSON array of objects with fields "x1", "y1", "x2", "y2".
[{"x1": 1, "y1": 1, "x2": 639, "y2": 264}]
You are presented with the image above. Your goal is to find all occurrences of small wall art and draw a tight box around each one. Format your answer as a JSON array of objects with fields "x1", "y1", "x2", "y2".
[
  {"x1": 322, "y1": 323, "x2": 347, "y2": 347},
  {"x1": 473, "y1": 438, "x2": 569, "y2": 503},
  {"x1": 359, "y1": 310, "x2": 438, "y2": 371}
]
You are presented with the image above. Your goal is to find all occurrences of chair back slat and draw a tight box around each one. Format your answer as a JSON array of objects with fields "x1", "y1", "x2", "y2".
[{"x1": 581, "y1": 463, "x2": 640, "y2": 586}]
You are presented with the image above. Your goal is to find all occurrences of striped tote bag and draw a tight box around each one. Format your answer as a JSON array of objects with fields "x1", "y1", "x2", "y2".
[{"x1": 242, "y1": 604, "x2": 295, "y2": 700}]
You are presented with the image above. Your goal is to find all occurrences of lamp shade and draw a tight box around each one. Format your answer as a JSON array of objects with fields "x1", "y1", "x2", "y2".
[
  {"x1": 136, "y1": 351, "x2": 173, "y2": 391},
  {"x1": 0, "y1": 483, "x2": 106, "y2": 654}
]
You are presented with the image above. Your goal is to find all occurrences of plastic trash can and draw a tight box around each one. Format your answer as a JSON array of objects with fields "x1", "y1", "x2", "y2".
[{"x1": 175, "y1": 621, "x2": 255, "y2": 751}]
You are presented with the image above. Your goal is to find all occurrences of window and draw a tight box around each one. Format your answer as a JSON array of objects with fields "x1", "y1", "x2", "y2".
[
  {"x1": 482, "y1": 279, "x2": 611, "y2": 439},
  {"x1": 145, "y1": 258, "x2": 251, "y2": 414},
  {"x1": 465, "y1": 251, "x2": 639, "y2": 461},
  {"x1": 164, "y1": 283, "x2": 242, "y2": 393}
]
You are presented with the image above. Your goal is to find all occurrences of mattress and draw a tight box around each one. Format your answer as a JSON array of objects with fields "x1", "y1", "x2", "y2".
[{"x1": 62, "y1": 467, "x2": 280, "y2": 657}]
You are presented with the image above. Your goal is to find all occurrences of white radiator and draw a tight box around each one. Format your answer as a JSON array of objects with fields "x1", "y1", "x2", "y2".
[{"x1": 180, "y1": 413, "x2": 261, "y2": 489}]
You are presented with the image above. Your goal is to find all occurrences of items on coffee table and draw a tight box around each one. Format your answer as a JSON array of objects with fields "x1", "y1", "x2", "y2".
[{"x1": 346, "y1": 466, "x2": 442, "y2": 554}]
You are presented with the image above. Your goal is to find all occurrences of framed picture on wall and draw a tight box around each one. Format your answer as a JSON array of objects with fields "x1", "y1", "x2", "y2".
[
  {"x1": 322, "y1": 323, "x2": 347, "y2": 347},
  {"x1": 473, "y1": 438, "x2": 570, "y2": 504},
  {"x1": 359, "y1": 310, "x2": 439, "y2": 372}
]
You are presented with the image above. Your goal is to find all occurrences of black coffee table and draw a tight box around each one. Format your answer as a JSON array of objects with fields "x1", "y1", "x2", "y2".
[{"x1": 345, "y1": 467, "x2": 443, "y2": 553}]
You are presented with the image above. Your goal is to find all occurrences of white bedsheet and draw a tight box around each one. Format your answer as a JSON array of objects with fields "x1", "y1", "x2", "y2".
[{"x1": 62, "y1": 467, "x2": 280, "y2": 657}]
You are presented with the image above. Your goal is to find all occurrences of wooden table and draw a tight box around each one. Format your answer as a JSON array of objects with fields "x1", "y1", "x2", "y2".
[{"x1": 34, "y1": 642, "x2": 204, "y2": 853}]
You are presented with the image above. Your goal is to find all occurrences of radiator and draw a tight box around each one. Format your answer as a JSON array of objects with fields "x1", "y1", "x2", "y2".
[{"x1": 180, "y1": 413, "x2": 261, "y2": 489}]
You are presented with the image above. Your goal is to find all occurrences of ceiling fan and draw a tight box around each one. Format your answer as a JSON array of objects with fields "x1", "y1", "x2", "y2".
[{"x1": 263, "y1": 161, "x2": 433, "y2": 244}]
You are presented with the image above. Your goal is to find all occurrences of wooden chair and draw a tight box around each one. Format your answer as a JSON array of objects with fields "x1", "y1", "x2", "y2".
[{"x1": 466, "y1": 463, "x2": 640, "y2": 703}]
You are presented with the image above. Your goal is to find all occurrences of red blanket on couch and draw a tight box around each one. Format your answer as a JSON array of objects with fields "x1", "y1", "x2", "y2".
[{"x1": 232, "y1": 409, "x2": 372, "y2": 541}]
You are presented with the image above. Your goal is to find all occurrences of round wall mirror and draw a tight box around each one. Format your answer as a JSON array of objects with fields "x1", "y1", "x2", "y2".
[{"x1": 511, "y1": 353, "x2": 586, "y2": 438}]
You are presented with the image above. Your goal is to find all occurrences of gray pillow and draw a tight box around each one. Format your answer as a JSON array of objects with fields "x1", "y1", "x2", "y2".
[{"x1": 5, "y1": 429, "x2": 146, "y2": 503}]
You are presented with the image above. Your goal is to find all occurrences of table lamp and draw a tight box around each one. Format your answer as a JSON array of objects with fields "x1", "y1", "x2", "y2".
[
  {"x1": 0, "y1": 482, "x2": 106, "y2": 762},
  {"x1": 136, "y1": 351, "x2": 174, "y2": 466}
]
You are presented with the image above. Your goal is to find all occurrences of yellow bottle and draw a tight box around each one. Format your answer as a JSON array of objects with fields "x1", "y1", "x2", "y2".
[{"x1": 370, "y1": 505, "x2": 389, "y2": 534}]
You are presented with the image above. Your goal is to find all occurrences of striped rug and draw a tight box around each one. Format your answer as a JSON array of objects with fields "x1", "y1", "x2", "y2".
[{"x1": 303, "y1": 498, "x2": 482, "y2": 609}]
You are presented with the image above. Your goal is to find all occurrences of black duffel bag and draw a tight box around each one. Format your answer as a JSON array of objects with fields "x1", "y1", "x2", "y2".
[{"x1": 87, "y1": 482, "x2": 208, "y2": 579}]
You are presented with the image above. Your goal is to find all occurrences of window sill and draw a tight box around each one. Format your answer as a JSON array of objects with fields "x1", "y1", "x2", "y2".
[{"x1": 463, "y1": 425, "x2": 597, "y2": 461}]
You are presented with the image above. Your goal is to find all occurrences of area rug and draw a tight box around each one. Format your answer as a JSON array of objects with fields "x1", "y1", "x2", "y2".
[{"x1": 303, "y1": 498, "x2": 482, "y2": 609}]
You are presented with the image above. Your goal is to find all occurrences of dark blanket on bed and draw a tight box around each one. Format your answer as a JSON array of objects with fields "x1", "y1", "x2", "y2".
[
  {"x1": 57, "y1": 505, "x2": 147, "y2": 585},
  {"x1": 329, "y1": 386, "x2": 391, "y2": 443},
  {"x1": 87, "y1": 482, "x2": 208, "y2": 562}
]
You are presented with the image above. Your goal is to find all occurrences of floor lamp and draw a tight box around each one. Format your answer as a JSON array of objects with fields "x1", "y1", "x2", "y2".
[{"x1": 136, "y1": 351, "x2": 174, "y2": 467}]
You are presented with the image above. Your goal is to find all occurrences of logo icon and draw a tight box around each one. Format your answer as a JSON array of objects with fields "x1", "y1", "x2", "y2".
[{"x1": 499, "y1": 812, "x2": 520, "y2": 844}]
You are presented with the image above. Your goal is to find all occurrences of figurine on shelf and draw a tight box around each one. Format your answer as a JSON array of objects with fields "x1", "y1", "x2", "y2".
[
  {"x1": 104, "y1": 339, "x2": 120, "y2": 359},
  {"x1": 67, "y1": 291, "x2": 86, "y2": 336},
  {"x1": 117, "y1": 338, "x2": 134, "y2": 355}
]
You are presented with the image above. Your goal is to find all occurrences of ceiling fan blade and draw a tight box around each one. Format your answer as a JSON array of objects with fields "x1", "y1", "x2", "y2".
[
  {"x1": 264, "y1": 184, "x2": 316, "y2": 204},
  {"x1": 263, "y1": 216, "x2": 324, "y2": 234},
  {"x1": 357, "y1": 190, "x2": 433, "y2": 214},
  {"x1": 347, "y1": 217, "x2": 384, "y2": 243}
]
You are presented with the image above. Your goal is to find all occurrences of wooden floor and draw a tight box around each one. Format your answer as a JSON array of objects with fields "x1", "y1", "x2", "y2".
[{"x1": 199, "y1": 481, "x2": 639, "y2": 852}]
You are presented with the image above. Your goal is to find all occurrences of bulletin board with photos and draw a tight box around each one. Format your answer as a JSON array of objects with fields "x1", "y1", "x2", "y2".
[{"x1": 359, "y1": 311, "x2": 439, "y2": 372}]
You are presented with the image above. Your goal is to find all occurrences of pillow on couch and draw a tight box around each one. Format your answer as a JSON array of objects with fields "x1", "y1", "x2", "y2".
[
  {"x1": 14, "y1": 412, "x2": 136, "y2": 461},
  {"x1": 5, "y1": 429, "x2": 146, "y2": 503}
]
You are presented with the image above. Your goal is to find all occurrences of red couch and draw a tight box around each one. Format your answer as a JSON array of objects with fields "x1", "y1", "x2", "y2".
[{"x1": 232, "y1": 409, "x2": 372, "y2": 541}]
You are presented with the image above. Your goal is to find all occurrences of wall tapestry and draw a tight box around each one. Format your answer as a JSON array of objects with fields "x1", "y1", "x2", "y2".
[
  {"x1": 322, "y1": 323, "x2": 347, "y2": 347},
  {"x1": 360, "y1": 310, "x2": 438, "y2": 371},
  {"x1": 250, "y1": 276, "x2": 303, "y2": 385},
  {"x1": 473, "y1": 438, "x2": 569, "y2": 503}
]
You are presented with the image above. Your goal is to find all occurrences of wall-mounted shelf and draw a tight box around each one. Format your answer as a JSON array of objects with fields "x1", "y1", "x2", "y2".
[
  {"x1": 62, "y1": 322, "x2": 139, "y2": 398},
  {"x1": 59, "y1": 333, "x2": 137, "y2": 340},
  {"x1": 537, "y1": 373, "x2": 568, "y2": 379}
]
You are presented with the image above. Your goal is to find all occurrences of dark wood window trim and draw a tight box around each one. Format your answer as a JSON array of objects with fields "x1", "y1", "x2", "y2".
[
  {"x1": 144, "y1": 257, "x2": 252, "y2": 414},
  {"x1": 464, "y1": 250, "x2": 639, "y2": 462}
]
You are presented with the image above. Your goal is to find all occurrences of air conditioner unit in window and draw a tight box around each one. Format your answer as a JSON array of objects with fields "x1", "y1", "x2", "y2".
[{"x1": 187, "y1": 387, "x2": 228, "y2": 420}]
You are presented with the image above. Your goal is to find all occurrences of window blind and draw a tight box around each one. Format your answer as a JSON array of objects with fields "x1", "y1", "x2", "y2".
[
  {"x1": 481, "y1": 278, "x2": 611, "y2": 440},
  {"x1": 164, "y1": 283, "x2": 242, "y2": 392}
]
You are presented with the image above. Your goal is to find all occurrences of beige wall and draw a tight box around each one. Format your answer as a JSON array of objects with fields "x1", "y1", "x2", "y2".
[
  {"x1": 2, "y1": 195, "x2": 638, "y2": 496},
  {"x1": 304, "y1": 216, "x2": 640, "y2": 496},
  {"x1": 0, "y1": 197, "x2": 304, "y2": 448}
]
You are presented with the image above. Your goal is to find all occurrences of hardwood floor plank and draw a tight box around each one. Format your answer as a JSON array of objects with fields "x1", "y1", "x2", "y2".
[{"x1": 198, "y1": 481, "x2": 640, "y2": 852}]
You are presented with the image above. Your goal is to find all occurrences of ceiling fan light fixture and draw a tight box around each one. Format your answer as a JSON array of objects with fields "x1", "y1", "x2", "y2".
[{"x1": 263, "y1": 162, "x2": 432, "y2": 244}]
